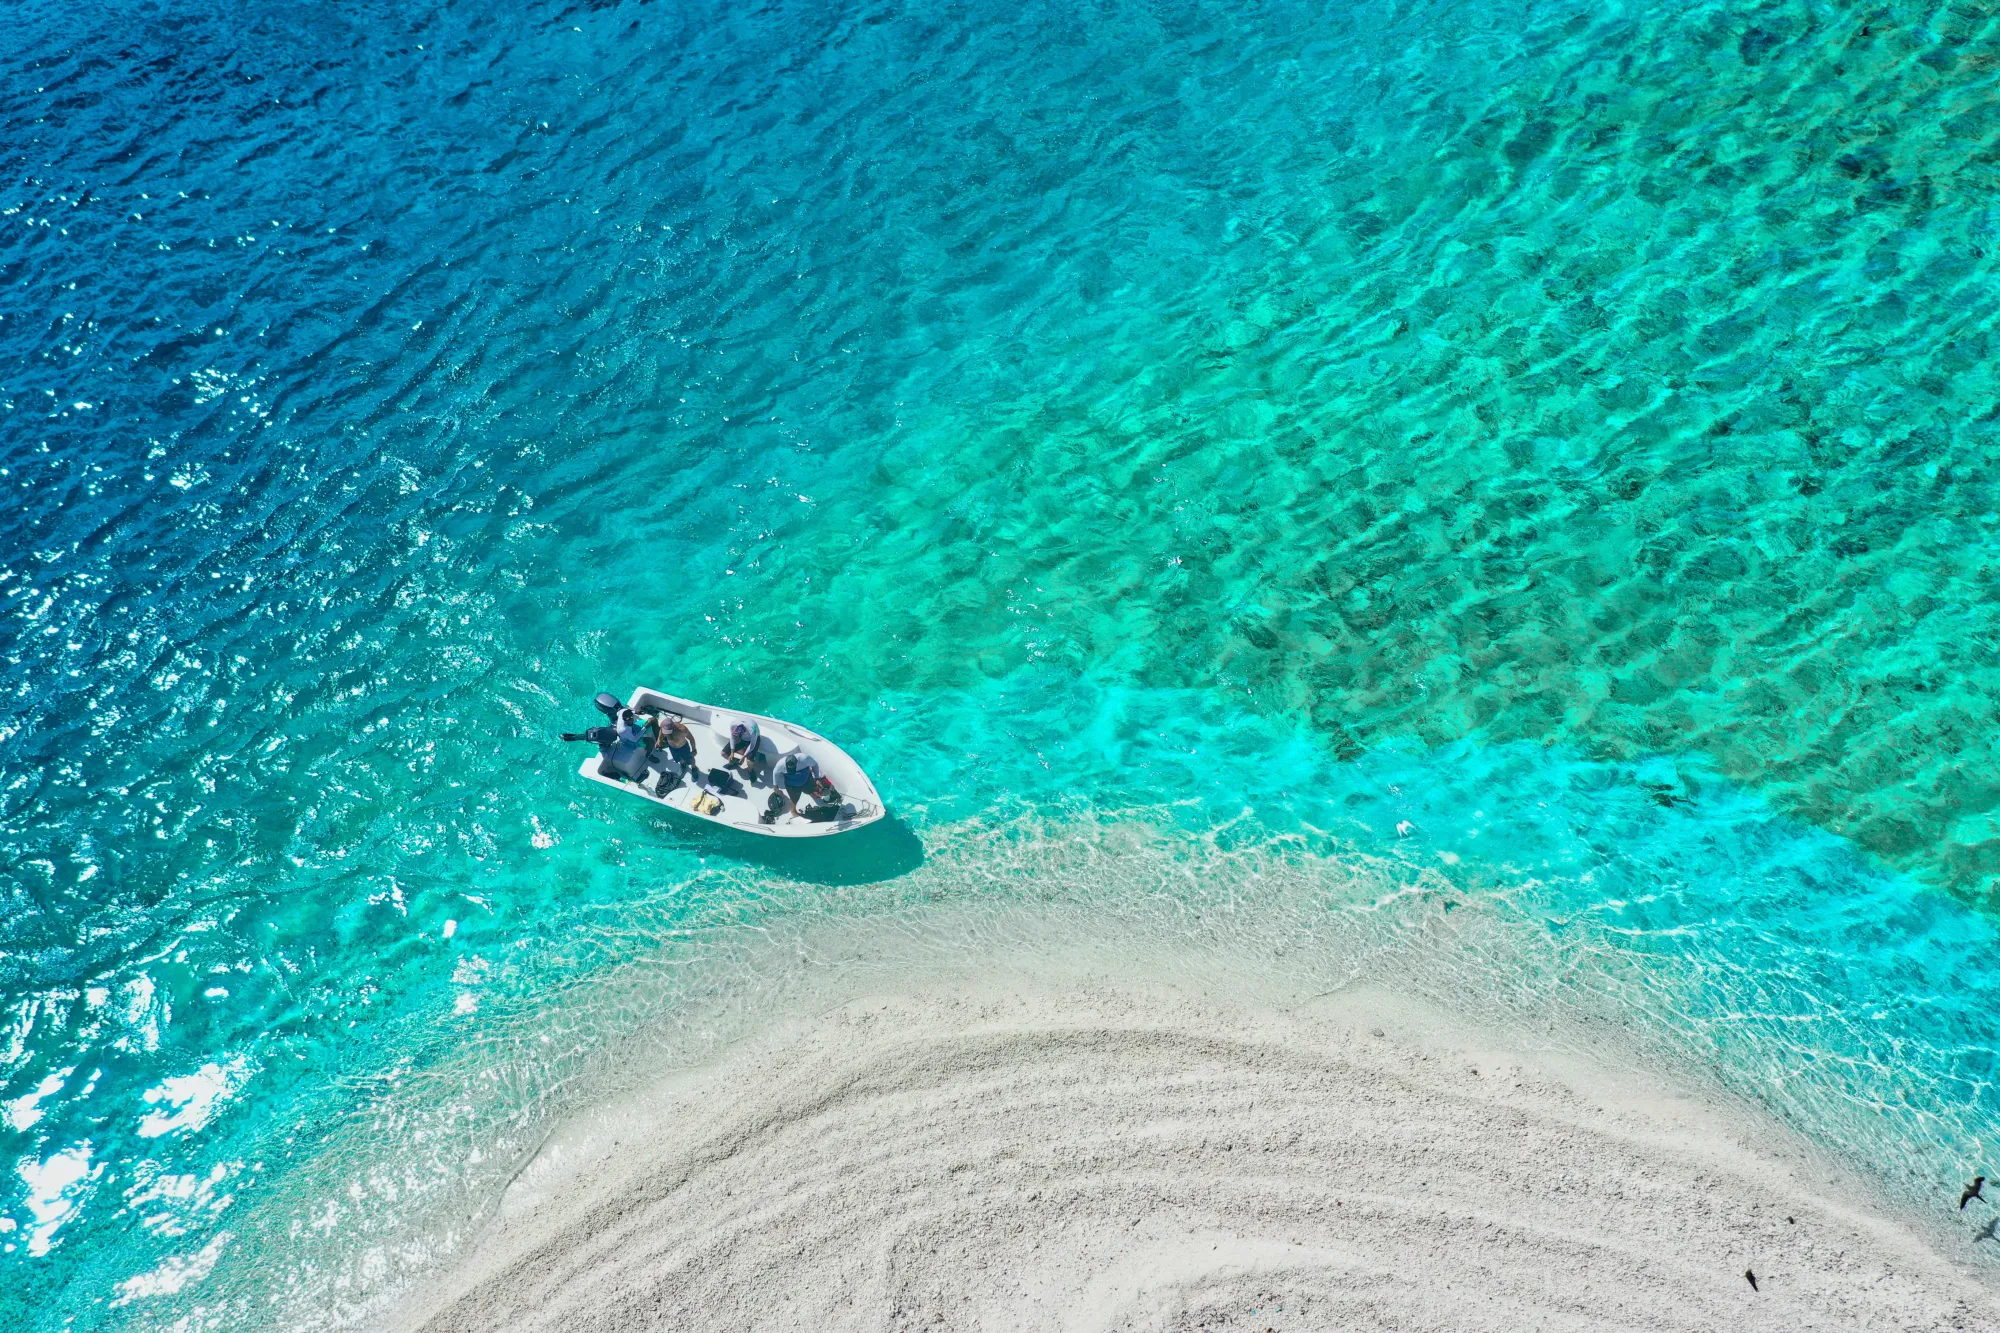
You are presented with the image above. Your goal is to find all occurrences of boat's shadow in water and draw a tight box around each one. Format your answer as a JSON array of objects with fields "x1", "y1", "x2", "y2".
[{"x1": 648, "y1": 810, "x2": 926, "y2": 886}]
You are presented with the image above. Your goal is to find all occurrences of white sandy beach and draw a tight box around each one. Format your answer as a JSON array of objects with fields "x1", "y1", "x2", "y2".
[{"x1": 389, "y1": 955, "x2": 1992, "y2": 1333}]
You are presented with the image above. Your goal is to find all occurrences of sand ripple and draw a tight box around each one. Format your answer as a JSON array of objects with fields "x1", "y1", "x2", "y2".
[{"x1": 398, "y1": 979, "x2": 1988, "y2": 1332}]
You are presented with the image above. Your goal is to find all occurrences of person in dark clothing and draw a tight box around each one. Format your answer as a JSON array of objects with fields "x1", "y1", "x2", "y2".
[{"x1": 777, "y1": 751, "x2": 823, "y2": 817}]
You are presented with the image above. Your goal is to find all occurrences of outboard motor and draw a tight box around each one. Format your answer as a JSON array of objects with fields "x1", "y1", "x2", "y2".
[{"x1": 593, "y1": 692, "x2": 623, "y2": 721}]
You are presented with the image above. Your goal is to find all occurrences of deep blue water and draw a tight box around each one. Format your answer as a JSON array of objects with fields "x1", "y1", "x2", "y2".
[{"x1": 3, "y1": 0, "x2": 1999, "y2": 1327}]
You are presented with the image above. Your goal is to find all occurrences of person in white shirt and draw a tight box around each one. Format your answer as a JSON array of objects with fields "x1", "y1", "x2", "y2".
[{"x1": 719, "y1": 719, "x2": 775, "y2": 786}]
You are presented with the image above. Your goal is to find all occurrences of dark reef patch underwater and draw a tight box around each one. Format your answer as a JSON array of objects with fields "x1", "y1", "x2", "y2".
[{"x1": 1, "y1": 0, "x2": 1998, "y2": 1326}]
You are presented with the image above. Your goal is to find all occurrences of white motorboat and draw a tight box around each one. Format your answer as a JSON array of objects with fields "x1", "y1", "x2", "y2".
[{"x1": 574, "y1": 687, "x2": 885, "y2": 838}]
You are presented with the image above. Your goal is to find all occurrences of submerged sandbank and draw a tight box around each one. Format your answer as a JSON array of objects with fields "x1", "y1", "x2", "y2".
[{"x1": 387, "y1": 946, "x2": 1990, "y2": 1332}]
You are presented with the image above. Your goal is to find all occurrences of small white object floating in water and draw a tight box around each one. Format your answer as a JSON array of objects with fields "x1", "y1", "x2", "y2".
[{"x1": 575, "y1": 687, "x2": 885, "y2": 838}]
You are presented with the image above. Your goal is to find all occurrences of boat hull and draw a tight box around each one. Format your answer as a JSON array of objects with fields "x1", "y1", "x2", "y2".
[{"x1": 574, "y1": 688, "x2": 885, "y2": 838}]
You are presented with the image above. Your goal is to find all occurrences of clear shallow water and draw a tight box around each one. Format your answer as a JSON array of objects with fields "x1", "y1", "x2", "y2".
[{"x1": 2, "y1": 0, "x2": 1998, "y2": 1325}]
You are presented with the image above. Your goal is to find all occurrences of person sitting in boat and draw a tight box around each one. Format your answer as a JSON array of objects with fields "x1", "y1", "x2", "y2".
[
  {"x1": 776, "y1": 751, "x2": 823, "y2": 817},
  {"x1": 560, "y1": 693, "x2": 653, "y2": 783},
  {"x1": 776, "y1": 753, "x2": 847, "y2": 821},
  {"x1": 718, "y1": 719, "x2": 776, "y2": 786}
]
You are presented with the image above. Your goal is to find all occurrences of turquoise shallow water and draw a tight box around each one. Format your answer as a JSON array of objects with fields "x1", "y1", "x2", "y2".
[{"x1": 3, "y1": 0, "x2": 1999, "y2": 1325}]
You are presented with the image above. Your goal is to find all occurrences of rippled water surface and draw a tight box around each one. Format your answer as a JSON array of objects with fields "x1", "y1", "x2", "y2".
[{"x1": 4, "y1": 0, "x2": 1999, "y2": 1326}]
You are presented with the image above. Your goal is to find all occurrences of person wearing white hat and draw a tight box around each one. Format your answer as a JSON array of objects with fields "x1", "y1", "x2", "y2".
[{"x1": 717, "y1": 717, "x2": 776, "y2": 787}]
